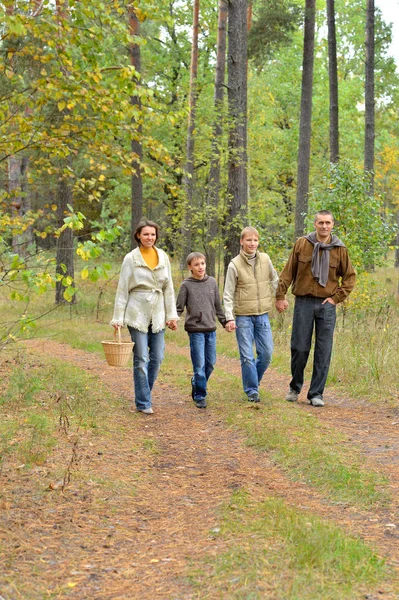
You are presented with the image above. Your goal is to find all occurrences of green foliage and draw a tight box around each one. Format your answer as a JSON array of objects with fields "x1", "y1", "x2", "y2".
[
  {"x1": 248, "y1": 0, "x2": 302, "y2": 68},
  {"x1": 19, "y1": 413, "x2": 56, "y2": 465},
  {"x1": 308, "y1": 161, "x2": 397, "y2": 270},
  {"x1": 0, "y1": 207, "x2": 122, "y2": 345},
  {"x1": 0, "y1": 365, "x2": 44, "y2": 407}
]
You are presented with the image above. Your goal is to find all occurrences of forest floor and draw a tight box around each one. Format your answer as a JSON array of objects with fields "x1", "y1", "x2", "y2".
[{"x1": 1, "y1": 338, "x2": 399, "y2": 599}]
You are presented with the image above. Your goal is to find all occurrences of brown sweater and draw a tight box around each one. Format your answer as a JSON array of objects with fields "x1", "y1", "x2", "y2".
[{"x1": 276, "y1": 237, "x2": 356, "y2": 304}]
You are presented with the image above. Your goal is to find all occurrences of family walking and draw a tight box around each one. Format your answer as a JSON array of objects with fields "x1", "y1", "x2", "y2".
[{"x1": 111, "y1": 212, "x2": 355, "y2": 414}]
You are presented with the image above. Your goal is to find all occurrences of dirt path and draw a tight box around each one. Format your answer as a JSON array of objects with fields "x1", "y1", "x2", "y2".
[{"x1": 1, "y1": 339, "x2": 399, "y2": 599}]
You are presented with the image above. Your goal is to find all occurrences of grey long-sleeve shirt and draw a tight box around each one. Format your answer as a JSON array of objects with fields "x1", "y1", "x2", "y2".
[{"x1": 176, "y1": 275, "x2": 227, "y2": 332}]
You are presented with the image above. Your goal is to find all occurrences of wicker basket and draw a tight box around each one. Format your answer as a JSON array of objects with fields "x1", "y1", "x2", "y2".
[{"x1": 102, "y1": 328, "x2": 134, "y2": 367}]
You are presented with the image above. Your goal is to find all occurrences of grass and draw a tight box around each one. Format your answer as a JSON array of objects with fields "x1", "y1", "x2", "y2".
[
  {"x1": 0, "y1": 348, "x2": 111, "y2": 468},
  {"x1": 188, "y1": 489, "x2": 390, "y2": 600}
]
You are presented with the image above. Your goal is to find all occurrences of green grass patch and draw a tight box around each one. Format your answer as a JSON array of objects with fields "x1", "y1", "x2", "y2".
[
  {"x1": 189, "y1": 489, "x2": 391, "y2": 599},
  {"x1": 161, "y1": 352, "x2": 389, "y2": 509},
  {"x1": 0, "y1": 347, "x2": 114, "y2": 467}
]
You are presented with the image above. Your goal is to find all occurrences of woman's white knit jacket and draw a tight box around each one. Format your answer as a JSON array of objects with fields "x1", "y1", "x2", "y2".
[{"x1": 111, "y1": 247, "x2": 178, "y2": 333}]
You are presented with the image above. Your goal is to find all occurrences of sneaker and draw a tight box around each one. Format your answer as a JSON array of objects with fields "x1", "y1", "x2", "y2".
[
  {"x1": 247, "y1": 393, "x2": 260, "y2": 403},
  {"x1": 310, "y1": 397, "x2": 324, "y2": 407},
  {"x1": 195, "y1": 399, "x2": 207, "y2": 409},
  {"x1": 137, "y1": 407, "x2": 154, "y2": 414},
  {"x1": 286, "y1": 388, "x2": 299, "y2": 402}
]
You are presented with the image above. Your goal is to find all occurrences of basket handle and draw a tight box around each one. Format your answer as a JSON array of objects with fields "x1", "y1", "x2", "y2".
[{"x1": 114, "y1": 327, "x2": 122, "y2": 343}]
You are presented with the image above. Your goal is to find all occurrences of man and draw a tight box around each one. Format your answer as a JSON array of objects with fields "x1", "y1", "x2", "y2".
[{"x1": 275, "y1": 210, "x2": 355, "y2": 407}]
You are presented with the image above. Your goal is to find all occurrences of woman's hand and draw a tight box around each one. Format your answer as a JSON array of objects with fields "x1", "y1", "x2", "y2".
[
  {"x1": 112, "y1": 324, "x2": 121, "y2": 331},
  {"x1": 166, "y1": 320, "x2": 177, "y2": 331}
]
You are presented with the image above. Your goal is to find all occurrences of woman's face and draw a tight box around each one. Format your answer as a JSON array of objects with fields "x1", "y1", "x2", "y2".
[{"x1": 137, "y1": 226, "x2": 157, "y2": 248}]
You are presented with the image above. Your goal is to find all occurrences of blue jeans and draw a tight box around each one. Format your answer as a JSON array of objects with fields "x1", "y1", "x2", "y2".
[
  {"x1": 189, "y1": 331, "x2": 217, "y2": 401},
  {"x1": 128, "y1": 325, "x2": 165, "y2": 410},
  {"x1": 290, "y1": 296, "x2": 337, "y2": 400},
  {"x1": 235, "y1": 314, "x2": 273, "y2": 396}
]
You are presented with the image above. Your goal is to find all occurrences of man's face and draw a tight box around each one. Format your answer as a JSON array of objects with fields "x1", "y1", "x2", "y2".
[
  {"x1": 241, "y1": 234, "x2": 259, "y2": 254},
  {"x1": 314, "y1": 214, "x2": 334, "y2": 241}
]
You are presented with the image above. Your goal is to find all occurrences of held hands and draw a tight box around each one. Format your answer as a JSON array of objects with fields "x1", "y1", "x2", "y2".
[
  {"x1": 275, "y1": 299, "x2": 289, "y2": 313},
  {"x1": 166, "y1": 319, "x2": 178, "y2": 331},
  {"x1": 225, "y1": 320, "x2": 236, "y2": 332}
]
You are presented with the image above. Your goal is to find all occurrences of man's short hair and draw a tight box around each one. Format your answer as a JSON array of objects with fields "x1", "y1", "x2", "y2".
[
  {"x1": 314, "y1": 210, "x2": 334, "y2": 222},
  {"x1": 186, "y1": 251, "x2": 205, "y2": 266},
  {"x1": 240, "y1": 226, "x2": 259, "y2": 240}
]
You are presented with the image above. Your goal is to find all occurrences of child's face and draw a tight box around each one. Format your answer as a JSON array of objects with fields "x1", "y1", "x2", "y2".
[
  {"x1": 189, "y1": 257, "x2": 206, "y2": 280},
  {"x1": 241, "y1": 234, "x2": 259, "y2": 254}
]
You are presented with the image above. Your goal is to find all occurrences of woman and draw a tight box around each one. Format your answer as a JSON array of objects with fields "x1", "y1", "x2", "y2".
[{"x1": 111, "y1": 219, "x2": 178, "y2": 414}]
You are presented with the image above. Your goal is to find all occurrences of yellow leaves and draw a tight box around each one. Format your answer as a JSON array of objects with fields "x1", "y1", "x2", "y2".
[
  {"x1": 81, "y1": 268, "x2": 89, "y2": 280},
  {"x1": 90, "y1": 72, "x2": 103, "y2": 83},
  {"x1": 57, "y1": 101, "x2": 66, "y2": 112},
  {"x1": 98, "y1": 174, "x2": 106, "y2": 182}
]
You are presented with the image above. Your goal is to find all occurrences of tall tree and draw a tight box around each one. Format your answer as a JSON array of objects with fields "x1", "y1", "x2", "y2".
[
  {"x1": 182, "y1": 0, "x2": 200, "y2": 263},
  {"x1": 129, "y1": 4, "x2": 143, "y2": 249},
  {"x1": 224, "y1": 0, "x2": 248, "y2": 276},
  {"x1": 294, "y1": 0, "x2": 316, "y2": 239},
  {"x1": 327, "y1": 0, "x2": 339, "y2": 163},
  {"x1": 55, "y1": 0, "x2": 75, "y2": 304},
  {"x1": 55, "y1": 165, "x2": 75, "y2": 304},
  {"x1": 364, "y1": 0, "x2": 375, "y2": 194},
  {"x1": 205, "y1": 0, "x2": 228, "y2": 277},
  {"x1": 8, "y1": 155, "x2": 32, "y2": 256}
]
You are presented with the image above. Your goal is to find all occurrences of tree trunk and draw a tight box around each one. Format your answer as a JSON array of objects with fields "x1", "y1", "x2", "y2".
[
  {"x1": 129, "y1": 5, "x2": 143, "y2": 249},
  {"x1": 294, "y1": 0, "x2": 316, "y2": 239},
  {"x1": 224, "y1": 0, "x2": 248, "y2": 277},
  {"x1": 327, "y1": 0, "x2": 339, "y2": 163},
  {"x1": 364, "y1": 0, "x2": 375, "y2": 194},
  {"x1": 181, "y1": 0, "x2": 200, "y2": 266},
  {"x1": 9, "y1": 156, "x2": 32, "y2": 257},
  {"x1": 206, "y1": 0, "x2": 228, "y2": 277},
  {"x1": 55, "y1": 173, "x2": 75, "y2": 304}
]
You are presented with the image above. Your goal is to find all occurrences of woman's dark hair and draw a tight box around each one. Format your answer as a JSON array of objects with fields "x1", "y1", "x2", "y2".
[{"x1": 134, "y1": 219, "x2": 160, "y2": 245}]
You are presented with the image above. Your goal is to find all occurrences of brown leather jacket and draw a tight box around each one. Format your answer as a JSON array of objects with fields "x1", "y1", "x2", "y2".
[{"x1": 276, "y1": 237, "x2": 356, "y2": 304}]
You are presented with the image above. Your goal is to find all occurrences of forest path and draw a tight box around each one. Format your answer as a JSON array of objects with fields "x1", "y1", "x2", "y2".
[{"x1": 1, "y1": 339, "x2": 399, "y2": 599}]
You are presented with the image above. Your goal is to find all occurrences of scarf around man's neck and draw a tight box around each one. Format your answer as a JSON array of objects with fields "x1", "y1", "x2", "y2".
[{"x1": 305, "y1": 231, "x2": 345, "y2": 287}]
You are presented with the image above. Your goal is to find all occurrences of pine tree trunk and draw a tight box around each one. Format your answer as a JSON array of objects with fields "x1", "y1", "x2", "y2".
[
  {"x1": 224, "y1": 0, "x2": 248, "y2": 277},
  {"x1": 129, "y1": 5, "x2": 143, "y2": 249},
  {"x1": 181, "y1": 0, "x2": 200, "y2": 267},
  {"x1": 55, "y1": 174, "x2": 75, "y2": 304},
  {"x1": 206, "y1": 0, "x2": 228, "y2": 277},
  {"x1": 9, "y1": 156, "x2": 32, "y2": 257},
  {"x1": 295, "y1": 0, "x2": 316, "y2": 239},
  {"x1": 327, "y1": 0, "x2": 339, "y2": 163},
  {"x1": 364, "y1": 0, "x2": 375, "y2": 194}
]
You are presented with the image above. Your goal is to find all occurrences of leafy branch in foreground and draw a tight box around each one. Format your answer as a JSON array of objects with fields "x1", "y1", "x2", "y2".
[{"x1": 0, "y1": 206, "x2": 122, "y2": 348}]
